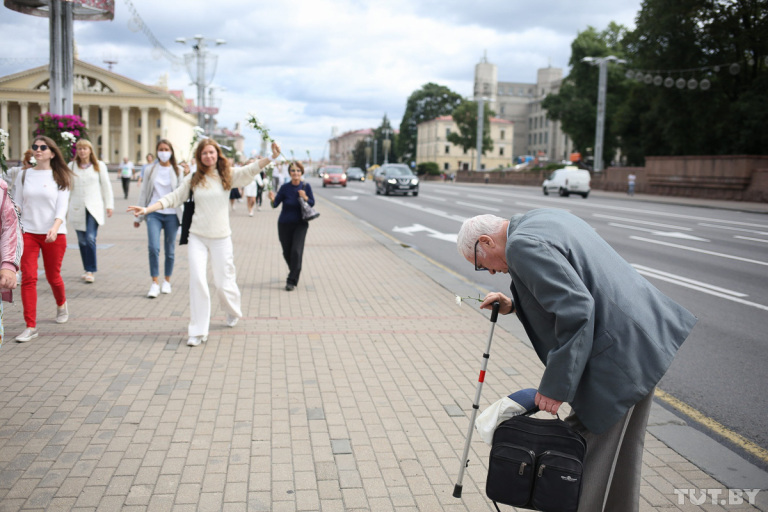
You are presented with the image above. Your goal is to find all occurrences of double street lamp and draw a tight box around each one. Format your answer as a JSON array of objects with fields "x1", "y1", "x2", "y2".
[
  {"x1": 382, "y1": 128, "x2": 393, "y2": 164},
  {"x1": 582, "y1": 55, "x2": 626, "y2": 172},
  {"x1": 175, "y1": 35, "x2": 226, "y2": 130}
]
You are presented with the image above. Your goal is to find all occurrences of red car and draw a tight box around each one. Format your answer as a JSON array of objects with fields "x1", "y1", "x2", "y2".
[{"x1": 321, "y1": 166, "x2": 347, "y2": 187}]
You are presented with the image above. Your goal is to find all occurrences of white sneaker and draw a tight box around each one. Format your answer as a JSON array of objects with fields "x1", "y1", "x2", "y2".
[
  {"x1": 15, "y1": 327, "x2": 38, "y2": 343},
  {"x1": 161, "y1": 281, "x2": 172, "y2": 294},
  {"x1": 226, "y1": 314, "x2": 239, "y2": 327},
  {"x1": 56, "y1": 302, "x2": 69, "y2": 324},
  {"x1": 147, "y1": 282, "x2": 160, "y2": 298},
  {"x1": 187, "y1": 335, "x2": 207, "y2": 347}
]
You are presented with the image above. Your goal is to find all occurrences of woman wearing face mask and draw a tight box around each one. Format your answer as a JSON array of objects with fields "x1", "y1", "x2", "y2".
[
  {"x1": 128, "y1": 139, "x2": 280, "y2": 347},
  {"x1": 135, "y1": 140, "x2": 183, "y2": 298},
  {"x1": 67, "y1": 139, "x2": 114, "y2": 284},
  {"x1": 12, "y1": 136, "x2": 74, "y2": 343}
]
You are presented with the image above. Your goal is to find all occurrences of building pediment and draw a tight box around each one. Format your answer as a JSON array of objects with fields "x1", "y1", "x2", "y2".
[{"x1": 35, "y1": 74, "x2": 114, "y2": 93}]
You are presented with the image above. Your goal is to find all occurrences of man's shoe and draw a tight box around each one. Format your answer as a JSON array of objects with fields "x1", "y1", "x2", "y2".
[
  {"x1": 285, "y1": 284, "x2": 295, "y2": 291},
  {"x1": 56, "y1": 302, "x2": 69, "y2": 324},
  {"x1": 161, "y1": 281, "x2": 172, "y2": 294},
  {"x1": 226, "y1": 314, "x2": 239, "y2": 327},
  {"x1": 147, "y1": 282, "x2": 160, "y2": 298},
  {"x1": 187, "y1": 335, "x2": 207, "y2": 347},
  {"x1": 15, "y1": 327, "x2": 38, "y2": 343},
  {"x1": 84, "y1": 273, "x2": 95, "y2": 283}
]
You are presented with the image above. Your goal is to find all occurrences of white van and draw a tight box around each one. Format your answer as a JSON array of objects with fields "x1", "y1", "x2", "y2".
[{"x1": 542, "y1": 166, "x2": 591, "y2": 198}]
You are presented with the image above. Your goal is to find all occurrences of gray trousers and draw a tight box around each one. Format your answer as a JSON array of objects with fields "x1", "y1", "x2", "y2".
[{"x1": 565, "y1": 390, "x2": 655, "y2": 512}]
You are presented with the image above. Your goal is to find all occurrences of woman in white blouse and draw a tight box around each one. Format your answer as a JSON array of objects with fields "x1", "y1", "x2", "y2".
[
  {"x1": 13, "y1": 136, "x2": 74, "y2": 343},
  {"x1": 134, "y1": 139, "x2": 183, "y2": 298},
  {"x1": 67, "y1": 139, "x2": 114, "y2": 284},
  {"x1": 128, "y1": 139, "x2": 280, "y2": 347}
]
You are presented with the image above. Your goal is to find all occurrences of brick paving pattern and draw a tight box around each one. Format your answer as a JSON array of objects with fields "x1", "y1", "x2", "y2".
[{"x1": 0, "y1": 191, "x2": 761, "y2": 511}]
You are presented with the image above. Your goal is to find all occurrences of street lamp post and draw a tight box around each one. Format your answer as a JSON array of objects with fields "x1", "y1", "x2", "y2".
[
  {"x1": 364, "y1": 136, "x2": 372, "y2": 170},
  {"x1": 582, "y1": 55, "x2": 625, "y2": 172},
  {"x1": 373, "y1": 139, "x2": 378, "y2": 167},
  {"x1": 206, "y1": 85, "x2": 225, "y2": 135},
  {"x1": 475, "y1": 97, "x2": 487, "y2": 172},
  {"x1": 382, "y1": 128, "x2": 392, "y2": 164},
  {"x1": 176, "y1": 35, "x2": 226, "y2": 130}
]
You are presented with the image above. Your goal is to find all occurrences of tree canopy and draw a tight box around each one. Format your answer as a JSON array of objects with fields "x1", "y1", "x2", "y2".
[
  {"x1": 397, "y1": 83, "x2": 464, "y2": 163},
  {"x1": 350, "y1": 115, "x2": 399, "y2": 169},
  {"x1": 446, "y1": 100, "x2": 495, "y2": 169}
]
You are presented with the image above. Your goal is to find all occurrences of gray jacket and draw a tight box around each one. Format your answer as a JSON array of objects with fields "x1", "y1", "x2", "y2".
[
  {"x1": 136, "y1": 162, "x2": 183, "y2": 224},
  {"x1": 506, "y1": 209, "x2": 697, "y2": 434}
]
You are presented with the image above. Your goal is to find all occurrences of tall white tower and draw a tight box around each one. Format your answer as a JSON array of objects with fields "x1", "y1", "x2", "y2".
[{"x1": 474, "y1": 52, "x2": 497, "y2": 112}]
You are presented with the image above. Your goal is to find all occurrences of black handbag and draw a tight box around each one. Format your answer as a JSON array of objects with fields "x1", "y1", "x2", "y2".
[
  {"x1": 179, "y1": 190, "x2": 194, "y2": 245},
  {"x1": 299, "y1": 183, "x2": 319, "y2": 221},
  {"x1": 486, "y1": 415, "x2": 586, "y2": 512}
]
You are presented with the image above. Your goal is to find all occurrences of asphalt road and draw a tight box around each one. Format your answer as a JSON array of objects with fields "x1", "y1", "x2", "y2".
[{"x1": 311, "y1": 176, "x2": 768, "y2": 453}]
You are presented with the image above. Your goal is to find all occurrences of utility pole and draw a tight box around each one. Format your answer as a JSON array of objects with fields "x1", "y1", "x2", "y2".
[
  {"x1": 382, "y1": 128, "x2": 392, "y2": 164},
  {"x1": 176, "y1": 35, "x2": 226, "y2": 130},
  {"x1": 475, "y1": 97, "x2": 487, "y2": 172},
  {"x1": 582, "y1": 55, "x2": 625, "y2": 172}
]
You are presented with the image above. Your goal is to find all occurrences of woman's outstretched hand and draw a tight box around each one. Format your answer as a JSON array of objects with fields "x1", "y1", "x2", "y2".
[
  {"x1": 271, "y1": 141, "x2": 281, "y2": 160},
  {"x1": 127, "y1": 205, "x2": 146, "y2": 217}
]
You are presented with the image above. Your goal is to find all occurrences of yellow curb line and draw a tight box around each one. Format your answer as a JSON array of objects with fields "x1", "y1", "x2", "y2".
[{"x1": 655, "y1": 388, "x2": 768, "y2": 462}]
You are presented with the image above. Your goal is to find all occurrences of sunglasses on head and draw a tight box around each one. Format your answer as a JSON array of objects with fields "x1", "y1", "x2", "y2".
[{"x1": 32, "y1": 144, "x2": 48, "y2": 151}]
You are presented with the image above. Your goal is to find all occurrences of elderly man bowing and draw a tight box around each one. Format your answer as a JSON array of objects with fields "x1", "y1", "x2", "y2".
[{"x1": 457, "y1": 209, "x2": 697, "y2": 512}]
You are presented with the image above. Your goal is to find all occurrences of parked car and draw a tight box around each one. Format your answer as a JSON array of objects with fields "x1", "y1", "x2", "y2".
[
  {"x1": 374, "y1": 164, "x2": 419, "y2": 196},
  {"x1": 322, "y1": 165, "x2": 346, "y2": 187},
  {"x1": 346, "y1": 167, "x2": 365, "y2": 181},
  {"x1": 542, "y1": 166, "x2": 591, "y2": 198}
]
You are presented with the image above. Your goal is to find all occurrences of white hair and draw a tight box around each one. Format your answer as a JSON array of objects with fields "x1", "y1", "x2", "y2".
[{"x1": 456, "y1": 214, "x2": 507, "y2": 259}]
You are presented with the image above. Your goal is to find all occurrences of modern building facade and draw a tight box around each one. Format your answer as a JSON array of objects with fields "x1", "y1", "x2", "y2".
[
  {"x1": 474, "y1": 56, "x2": 573, "y2": 163},
  {"x1": 0, "y1": 59, "x2": 197, "y2": 164},
  {"x1": 416, "y1": 115, "x2": 514, "y2": 171}
]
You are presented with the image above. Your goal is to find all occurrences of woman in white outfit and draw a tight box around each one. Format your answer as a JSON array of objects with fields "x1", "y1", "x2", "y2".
[
  {"x1": 243, "y1": 162, "x2": 264, "y2": 217},
  {"x1": 128, "y1": 138, "x2": 280, "y2": 347},
  {"x1": 67, "y1": 139, "x2": 114, "y2": 284}
]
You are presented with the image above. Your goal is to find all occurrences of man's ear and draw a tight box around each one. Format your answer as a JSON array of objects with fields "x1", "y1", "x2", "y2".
[{"x1": 478, "y1": 234, "x2": 495, "y2": 249}]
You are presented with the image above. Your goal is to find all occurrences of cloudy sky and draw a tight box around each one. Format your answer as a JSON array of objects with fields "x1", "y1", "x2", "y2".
[{"x1": 1, "y1": 0, "x2": 642, "y2": 160}]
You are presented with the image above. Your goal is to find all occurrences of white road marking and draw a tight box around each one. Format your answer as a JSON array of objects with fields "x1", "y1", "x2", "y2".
[
  {"x1": 735, "y1": 235, "x2": 768, "y2": 243},
  {"x1": 392, "y1": 224, "x2": 457, "y2": 242},
  {"x1": 698, "y1": 223, "x2": 768, "y2": 236},
  {"x1": 516, "y1": 202, "x2": 570, "y2": 211},
  {"x1": 608, "y1": 223, "x2": 709, "y2": 241},
  {"x1": 594, "y1": 214, "x2": 692, "y2": 231},
  {"x1": 630, "y1": 236, "x2": 768, "y2": 267},
  {"x1": 632, "y1": 264, "x2": 746, "y2": 297},
  {"x1": 456, "y1": 201, "x2": 500, "y2": 212},
  {"x1": 467, "y1": 194, "x2": 503, "y2": 202},
  {"x1": 377, "y1": 196, "x2": 467, "y2": 223},
  {"x1": 335, "y1": 196, "x2": 358, "y2": 201}
]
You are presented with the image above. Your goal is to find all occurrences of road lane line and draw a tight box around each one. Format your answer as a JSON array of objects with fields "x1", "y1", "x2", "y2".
[
  {"x1": 467, "y1": 194, "x2": 503, "y2": 202},
  {"x1": 455, "y1": 201, "x2": 500, "y2": 212},
  {"x1": 630, "y1": 236, "x2": 768, "y2": 267},
  {"x1": 433, "y1": 189, "x2": 460, "y2": 196},
  {"x1": 632, "y1": 264, "x2": 747, "y2": 296},
  {"x1": 516, "y1": 202, "x2": 571, "y2": 211},
  {"x1": 594, "y1": 214, "x2": 692, "y2": 231},
  {"x1": 634, "y1": 269, "x2": 768, "y2": 311},
  {"x1": 698, "y1": 222, "x2": 768, "y2": 236},
  {"x1": 735, "y1": 235, "x2": 768, "y2": 243},
  {"x1": 376, "y1": 196, "x2": 467, "y2": 222}
]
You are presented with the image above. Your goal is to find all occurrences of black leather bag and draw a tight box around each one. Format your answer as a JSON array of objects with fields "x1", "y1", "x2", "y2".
[
  {"x1": 486, "y1": 415, "x2": 586, "y2": 512},
  {"x1": 299, "y1": 183, "x2": 319, "y2": 221},
  {"x1": 179, "y1": 190, "x2": 194, "y2": 245}
]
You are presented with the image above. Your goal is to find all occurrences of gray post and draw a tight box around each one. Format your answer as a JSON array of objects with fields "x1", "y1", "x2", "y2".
[
  {"x1": 476, "y1": 97, "x2": 484, "y2": 171},
  {"x1": 49, "y1": 0, "x2": 74, "y2": 115},
  {"x1": 594, "y1": 59, "x2": 608, "y2": 172},
  {"x1": 373, "y1": 139, "x2": 378, "y2": 166}
]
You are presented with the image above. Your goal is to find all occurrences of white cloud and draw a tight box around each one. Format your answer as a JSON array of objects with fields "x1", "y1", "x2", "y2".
[{"x1": 1, "y1": 0, "x2": 641, "y2": 160}]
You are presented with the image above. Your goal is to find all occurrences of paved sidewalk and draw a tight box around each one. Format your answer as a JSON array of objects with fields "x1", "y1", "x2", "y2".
[{"x1": 0, "y1": 192, "x2": 763, "y2": 511}]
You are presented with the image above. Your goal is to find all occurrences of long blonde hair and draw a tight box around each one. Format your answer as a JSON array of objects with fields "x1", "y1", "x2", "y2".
[{"x1": 74, "y1": 139, "x2": 100, "y2": 171}]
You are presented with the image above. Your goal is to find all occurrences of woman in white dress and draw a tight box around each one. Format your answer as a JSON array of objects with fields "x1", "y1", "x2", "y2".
[{"x1": 243, "y1": 161, "x2": 264, "y2": 217}]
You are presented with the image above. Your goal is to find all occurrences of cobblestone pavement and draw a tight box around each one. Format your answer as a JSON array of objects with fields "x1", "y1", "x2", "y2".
[{"x1": 0, "y1": 191, "x2": 763, "y2": 511}]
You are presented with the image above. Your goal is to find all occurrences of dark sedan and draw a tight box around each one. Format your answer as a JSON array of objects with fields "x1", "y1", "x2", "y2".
[{"x1": 374, "y1": 164, "x2": 419, "y2": 196}]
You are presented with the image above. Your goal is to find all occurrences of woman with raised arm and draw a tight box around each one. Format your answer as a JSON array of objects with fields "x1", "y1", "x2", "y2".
[{"x1": 128, "y1": 138, "x2": 280, "y2": 347}]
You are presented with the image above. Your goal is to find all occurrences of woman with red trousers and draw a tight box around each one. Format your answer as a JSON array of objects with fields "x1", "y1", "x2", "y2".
[{"x1": 13, "y1": 136, "x2": 73, "y2": 342}]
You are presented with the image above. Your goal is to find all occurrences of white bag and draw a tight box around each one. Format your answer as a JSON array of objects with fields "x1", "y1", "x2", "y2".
[{"x1": 475, "y1": 388, "x2": 539, "y2": 446}]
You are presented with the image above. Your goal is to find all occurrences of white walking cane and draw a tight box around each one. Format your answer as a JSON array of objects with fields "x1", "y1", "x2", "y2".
[{"x1": 453, "y1": 301, "x2": 500, "y2": 499}]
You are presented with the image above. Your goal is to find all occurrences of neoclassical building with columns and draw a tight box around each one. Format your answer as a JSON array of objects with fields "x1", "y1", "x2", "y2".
[{"x1": 0, "y1": 59, "x2": 197, "y2": 164}]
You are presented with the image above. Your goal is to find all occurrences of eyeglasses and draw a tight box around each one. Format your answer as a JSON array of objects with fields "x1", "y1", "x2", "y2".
[
  {"x1": 31, "y1": 144, "x2": 49, "y2": 151},
  {"x1": 289, "y1": 168, "x2": 302, "y2": 173},
  {"x1": 474, "y1": 240, "x2": 489, "y2": 272}
]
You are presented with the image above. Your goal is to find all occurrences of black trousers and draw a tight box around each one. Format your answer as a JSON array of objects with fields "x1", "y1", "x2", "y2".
[
  {"x1": 277, "y1": 221, "x2": 308, "y2": 286},
  {"x1": 121, "y1": 177, "x2": 131, "y2": 198}
]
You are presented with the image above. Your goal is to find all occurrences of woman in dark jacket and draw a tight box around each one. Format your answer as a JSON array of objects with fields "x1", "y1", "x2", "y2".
[{"x1": 268, "y1": 161, "x2": 315, "y2": 291}]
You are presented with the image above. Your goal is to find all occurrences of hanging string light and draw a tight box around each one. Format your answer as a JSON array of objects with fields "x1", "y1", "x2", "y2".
[{"x1": 623, "y1": 58, "x2": 759, "y2": 91}]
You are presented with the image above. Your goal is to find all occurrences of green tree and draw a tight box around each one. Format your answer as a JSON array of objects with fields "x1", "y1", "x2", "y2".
[
  {"x1": 541, "y1": 23, "x2": 629, "y2": 165},
  {"x1": 398, "y1": 83, "x2": 464, "y2": 163},
  {"x1": 351, "y1": 138, "x2": 368, "y2": 169},
  {"x1": 447, "y1": 100, "x2": 494, "y2": 169}
]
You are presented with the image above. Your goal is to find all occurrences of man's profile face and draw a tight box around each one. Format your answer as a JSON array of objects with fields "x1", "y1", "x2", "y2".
[{"x1": 468, "y1": 236, "x2": 508, "y2": 275}]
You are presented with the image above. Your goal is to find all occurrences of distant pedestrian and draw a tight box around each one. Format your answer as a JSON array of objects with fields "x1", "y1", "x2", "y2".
[
  {"x1": 128, "y1": 139, "x2": 281, "y2": 347},
  {"x1": 627, "y1": 172, "x2": 637, "y2": 196},
  {"x1": 0, "y1": 177, "x2": 22, "y2": 349},
  {"x1": 243, "y1": 161, "x2": 264, "y2": 216},
  {"x1": 67, "y1": 139, "x2": 114, "y2": 284},
  {"x1": 119, "y1": 157, "x2": 134, "y2": 199},
  {"x1": 134, "y1": 140, "x2": 183, "y2": 298},
  {"x1": 268, "y1": 161, "x2": 315, "y2": 291},
  {"x1": 137, "y1": 153, "x2": 154, "y2": 186},
  {"x1": 13, "y1": 136, "x2": 74, "y2": 343}
]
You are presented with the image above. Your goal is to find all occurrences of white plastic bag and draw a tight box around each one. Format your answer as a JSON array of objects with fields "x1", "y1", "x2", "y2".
[{"x1": 475, "y1": 396, "x2": 530, "y2": 445}]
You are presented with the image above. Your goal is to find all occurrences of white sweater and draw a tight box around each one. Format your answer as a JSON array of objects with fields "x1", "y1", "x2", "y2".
[
  {"x1": 67, "y1": 160, "x2": 114, "y2": 230},
  {"x1": 13, "y1": 168, "x2": 70, "y2": 235},
  {"x1": 158, "y1": 161, "x2": 263, "y2": 239}
]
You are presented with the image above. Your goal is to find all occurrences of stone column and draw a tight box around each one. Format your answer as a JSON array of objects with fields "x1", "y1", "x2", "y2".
[
  {"x1": 140, "y1": 107, "x2": 149, "y2": 160},
  {"x1": 101, "y1": 106, "x2": 110, "y2": 163},
  {"x1": 80, "y1": 104, "x2": 90, "y2": 132},
  {"x1": 120, "y1": 106, "x2": 130, "y2": 162},
  {"x1": 159, "y1": 108, "x2": 168, "y2": 140},
  {"x1": 20, "y1": 102, "x2": 29, "y2": 156},
  {"x1": 0, "y1": 101, "x2": 7, "y2": 160}
]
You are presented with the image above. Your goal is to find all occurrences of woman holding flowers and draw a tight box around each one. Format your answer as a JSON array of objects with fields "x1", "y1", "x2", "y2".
[
  {"x1": 13, "y1": 136, "x2": 74, "y2": 343},
  {"x1": 67, "y1": 139, "x2": 114, "y2": 284},
  {"x1": 128, "y1": 138, "x2": 281, "y2": 347}
]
